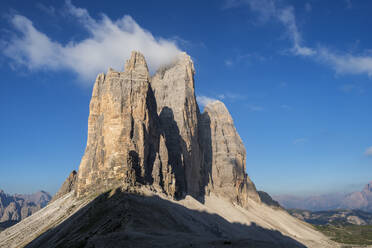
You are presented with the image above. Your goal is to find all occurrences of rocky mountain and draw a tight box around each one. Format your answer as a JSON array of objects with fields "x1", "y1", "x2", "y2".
[
  {"x1": 273, "y1": 194, "x2": 345, "y2": 211},
  {"x1": 274, "y1": 181, "x2": 372, "y2": 212},
  {"x1": 257, "y1": 191, "x2": 281, "y2": 208},
  {"x1": 0, "y1": 51, "x2": 337, "y2": 248},
  {"x1": 75, "y1": 51, "x2": 258, "y2": 206},
  {"x1": 288, "y1": 209, "x2": 372, "y2": 226},
  {"x1": 341, "y1": 181, "x2": 372, "y2": 212},
  {"x1": 0, "y1": 190, "x2": 51, "y2": 231}
]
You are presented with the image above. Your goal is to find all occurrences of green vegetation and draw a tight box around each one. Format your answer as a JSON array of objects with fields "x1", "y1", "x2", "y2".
[{"x1": 314, "y1": 224, "x2": 372, "y2": 245}]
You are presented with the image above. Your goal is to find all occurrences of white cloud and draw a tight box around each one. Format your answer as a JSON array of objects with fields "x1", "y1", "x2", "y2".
[
  {"x1": 277, "y1": 6, "x2": 315, "y2": 56},
  {"x1": 365, "y1": 146, "x2": 372, "y2": 157},
  {"x1": 217, "y1": 92, "x2": 246, "y2": 101},
  {"x1": 225, "y1": 0, "x2": 314, "y2": 57},
  {"x1": 2, "y1": 1, "x2": 181, "y2": 83},
  {"x1": 196, "y1": 95, "x2": 217, "y2": 107},
  {"x1": 224, "y1": 0, "x2": 372, "y2": 77},
  {"x1": 197, "y1": 92, "x2": 245, "y2": 107},
  {"x1": 36, "y1": 3, "x2": 56, "y2": 16},
  {"x1": 317, "y1": 48, "x2": 372, "y2": 77}
]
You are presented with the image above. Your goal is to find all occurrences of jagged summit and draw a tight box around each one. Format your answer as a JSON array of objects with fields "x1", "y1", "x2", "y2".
[
  {"x1": 124, "y1": 51, "x2": 149, "y2": 79},
  {"x1": 201, "y1": 100, "x2": 260, "y2": 206},
  {"x1": 71, "y1": 50, "x2": 260, "y2": 206},
  {"x1": 76, "y1": 50, "x2": 158, "y2": 197}
]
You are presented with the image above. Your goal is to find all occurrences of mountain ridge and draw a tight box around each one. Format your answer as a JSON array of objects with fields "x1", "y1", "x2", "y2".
[
  {"x1": 274, "y1": 181, "x2": 372, "y2": 212},
  {"x1": 0, "y1": 190, "x2": 51, "y2": 231}
]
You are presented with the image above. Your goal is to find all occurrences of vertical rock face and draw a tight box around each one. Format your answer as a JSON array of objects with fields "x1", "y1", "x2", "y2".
[
  {"x1": 76, "y1": 51, "x2": 159, "y2": 197},
  {"x1": 75, "y1": 51, "x2": 259, "y2": 207},
  {"x1": 151, "y1": 53, "x2": 203, "y2": 197},
  {"x1": 200, "y1": 101, "x2": 260, "y2": 206}
]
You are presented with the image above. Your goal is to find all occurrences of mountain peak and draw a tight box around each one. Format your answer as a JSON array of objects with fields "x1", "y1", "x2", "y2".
[
  {"x1": 201, "y1": 98, "x2": 260, "y2": 206},
  {"x1": 363, "y1": 181, "x2": 372, "y2": 193},
  {"x1": 55, "y1": 50, "x2": 261, "y2": 207},
  {"x1": 124, "y1": 51, "x2": 149, "y2": 77}
]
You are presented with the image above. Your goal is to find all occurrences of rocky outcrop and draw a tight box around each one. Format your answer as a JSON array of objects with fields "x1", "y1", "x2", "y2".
[
  {"x1": 50, "y1": 170, "x2": 77, "y2": 202},
  {"x1": 200, "y1": 100, "x2": 260, "y2": 206},
  {"x1": 151, "y1": 53, "x2": 203, "y2": 198},
  {"x1": 258, "y1": 191, "x2": 281, "y2": 208},
  {"x1": 76, "y1": 51, "x2": 160, "y2": 197},
  {"x1": 0, "y1": 189, "x2": 51, "y2": 230},
  {"x1": 75, "y1": 51, "x2": 259, "y2": 207},
  {"x1": 341, "y1": 181, "x2": 372, "y2": 212}
]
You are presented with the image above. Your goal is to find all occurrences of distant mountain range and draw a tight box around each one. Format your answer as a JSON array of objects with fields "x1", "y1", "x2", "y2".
[
  {"x1": 274, "y1": 181, "x2": 372, "y2": 212},
  {"x1": 288, "y1": 209, "x2": 372, "y2": 226},
  {"x1": 0, "y1": 189, "x2": 51, "y2": 231}
]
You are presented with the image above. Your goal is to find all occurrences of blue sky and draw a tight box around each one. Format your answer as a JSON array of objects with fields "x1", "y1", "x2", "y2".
[{"x1": 1, "y1": 0, "x2": 372, "y2": 196}]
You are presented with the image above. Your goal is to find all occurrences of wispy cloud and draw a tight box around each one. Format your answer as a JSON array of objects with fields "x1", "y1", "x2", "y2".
[
  {"x1": 224, "y1": 0, "x2": 372, "y2": 77},
  {"x1": 293, "y1": 138, "x2": 307, "y2": 144},
  {"x1": 277, "y1": 6, "x2": 315, "y2": 56},
  {"x1": 365, "y1": 146, "x2": 372, "y2": 157},
  {"x1": 247, "y1": 104, "x2": 264, "y2": 112},
  {"x1": 224, "y1": 52, "x2": 267, "y2": 67},
  {"x1": 1, "y1": 1, "x2": 181, "y2": 83},
  {"x1": 317, "y1": 48, "x2": 372, "y2": 77},
  {"x1": 305, "y1": 3, "x2": 312, "y2": 12},
  {"x1": 217, "y1": 92, "x2": 246, "y2": 101},
  {"x1": 196, "y1": 95, "x2": 217, "y2": 107},
  {"x1": 198, "y1": 92, "x2": 247, "y2": 107},
  {"x1": 225, "y1": 0, "x2": 314, "y2": 57},
  {"x1": 36, "y1": 3, "x2": 56, "y2": 16}
]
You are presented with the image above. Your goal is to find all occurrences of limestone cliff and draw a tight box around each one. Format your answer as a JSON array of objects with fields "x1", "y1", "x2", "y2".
[
  {"x1": 76, "y1": 51, "x2": 160, "y2": 197},
  {"x1": 200, "y1": 101, "x2": 260, "y2": 206},
  {"x1": 74, "y1": 51, "x2": 259, "y2": 207},
  {"x1": 151, "y1": 53, "x2": 203, "y2": 198}
]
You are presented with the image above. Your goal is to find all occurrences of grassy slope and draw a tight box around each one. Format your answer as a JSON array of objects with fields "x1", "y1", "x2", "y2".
[{"x1": 314, "y1": 224, "x2": 372, "y2": 245}]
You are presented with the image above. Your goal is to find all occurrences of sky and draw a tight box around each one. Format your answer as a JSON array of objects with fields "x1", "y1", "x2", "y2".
[{"x1": 1, "y1": 0, "x2": 372, "y2": 196}]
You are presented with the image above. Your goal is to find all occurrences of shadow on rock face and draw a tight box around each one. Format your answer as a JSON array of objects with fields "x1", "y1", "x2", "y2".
[
  {"x1": 198, "y1": 111, "x2": 212, "y2": 204},
  {"x1": 25, "y1": 189, "x2": 307, "y2": 248},
  {"x1": 159, "y1": 106, "x2": 187, "y2": 199}
]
